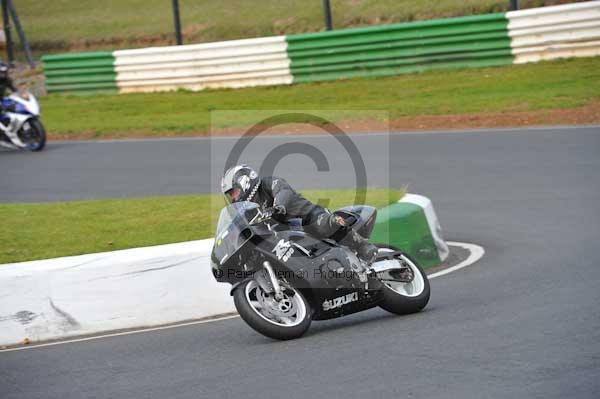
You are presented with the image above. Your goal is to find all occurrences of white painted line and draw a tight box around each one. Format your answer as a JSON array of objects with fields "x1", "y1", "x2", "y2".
[
  {"x1": 0, "y1": 315, "x2": 240, "y2": 353},
  {"x1": 428, "y1": 241, "x2": 485, "y2": 279},
  {"x1": 0, "y1": 241, "x2": 484, "y2": 353}
]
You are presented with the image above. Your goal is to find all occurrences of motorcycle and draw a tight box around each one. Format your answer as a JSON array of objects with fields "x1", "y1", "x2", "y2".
[
  {"x1": 211, "y1": 201, "x2": 430, "y2": 340},
  {"x1": 0, "y1": 91, "x2": 46, "y2": 151}
]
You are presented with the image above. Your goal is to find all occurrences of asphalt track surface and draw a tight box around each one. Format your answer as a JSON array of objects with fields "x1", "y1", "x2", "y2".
[{"x1": 2, "y1": 126, "x2": 600, "y2": 398}]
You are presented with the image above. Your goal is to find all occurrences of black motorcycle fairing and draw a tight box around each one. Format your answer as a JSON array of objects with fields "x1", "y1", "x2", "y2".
[
  {"x1": 211, "y1": 201, "x2": 386, "y2": 320},
  {"x1": 212, "y1": 202, "x2": 259, "y2": 268},
  {"x1": 216, "y1": 228, "x2": 386, "y2": 319},
  {"x1": 311, "y1": 286, "x2": 383, "y2": 320}
]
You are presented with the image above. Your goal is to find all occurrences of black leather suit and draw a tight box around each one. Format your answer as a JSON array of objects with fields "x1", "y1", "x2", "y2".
[{"x1": 250, "y1": 176, "x2": 370, "y2": 253}]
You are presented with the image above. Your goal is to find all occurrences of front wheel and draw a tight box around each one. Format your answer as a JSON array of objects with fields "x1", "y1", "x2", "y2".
[
  {"x1": 18, "y1": 118, "x2": 46, "y2": 152},
  {"x1": 233, "y1": 279, "x2": 312, "y2": 340},
  {"x1": 378, "y1": 251, "x2": 430, "y2": 315}
]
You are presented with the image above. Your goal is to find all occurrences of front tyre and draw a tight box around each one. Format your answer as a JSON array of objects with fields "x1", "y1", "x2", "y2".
[
  {"x1": 18, "y1": 118, "x2": 46, "y2": 152},
  {"x1": 378, "y1": 253, "x2": 430, "y2": 315},
  {"x1": 233, "y1": 279, "x2": 312, "y2": 340}
]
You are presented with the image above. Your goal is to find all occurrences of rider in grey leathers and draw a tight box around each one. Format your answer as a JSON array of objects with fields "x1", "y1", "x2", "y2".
[{"x1": 221, "y1": 164, "x2": 379, "y2": 265}]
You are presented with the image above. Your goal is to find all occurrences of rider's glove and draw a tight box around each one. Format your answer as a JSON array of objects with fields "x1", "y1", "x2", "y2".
[{"x1": 273, "y1": 204, "x2": 286, "y2": 215}]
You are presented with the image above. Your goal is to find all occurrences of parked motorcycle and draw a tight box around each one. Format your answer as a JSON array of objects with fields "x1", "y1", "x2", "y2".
[
  {"x1": 0, "y1": 91, "x2": 46, "y2": 151},
  {"x1": 211, "y1": 201, "x2": 430, "y2": 340}
]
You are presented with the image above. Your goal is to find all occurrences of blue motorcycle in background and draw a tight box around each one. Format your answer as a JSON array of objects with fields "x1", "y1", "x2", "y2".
[{"x1": 0, "y1": 91, "x2": 46, "y2": 151}]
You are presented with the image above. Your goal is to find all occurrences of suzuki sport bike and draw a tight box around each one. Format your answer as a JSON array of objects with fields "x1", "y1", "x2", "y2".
[
  {"x1": 0, "y1": 91, "x2": 46, "y2": 151},
  {"x1": 211, "y1": 201, "x2": 430, "y2": 340}
]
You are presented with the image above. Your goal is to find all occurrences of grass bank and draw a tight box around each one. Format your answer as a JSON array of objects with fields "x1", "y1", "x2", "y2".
[
  {"x1": 17, "y1": 0, "x2": 578, "y2": 54},
  {"x1": 0, "y1": 189, "x2": 403, "y2": 264},
  {"x1": 40, "y1": 58, "x2": 600, "y2": 139}
]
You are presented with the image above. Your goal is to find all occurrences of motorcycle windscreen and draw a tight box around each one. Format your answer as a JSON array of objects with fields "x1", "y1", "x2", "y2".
[{"x1": 213, "y1": 201, "x2": 259, "y2": 265}]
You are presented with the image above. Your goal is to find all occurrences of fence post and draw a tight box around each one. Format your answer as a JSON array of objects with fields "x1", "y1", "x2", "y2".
[
  {"x1": 172, "y1": 0, "x2": 183, "y2": 45},
  {"x1": 322, "y1": 0, "x2": 333, "y2": 31},
  {"x1": 7, "y1": 0, "x2": 35, "y2": 68},
  {"x1": 510, "y1": 0, "x2": 519, "y2": 10},
  {"x1": 1, "y1": 0, "x2": 14, "y2": 65}
]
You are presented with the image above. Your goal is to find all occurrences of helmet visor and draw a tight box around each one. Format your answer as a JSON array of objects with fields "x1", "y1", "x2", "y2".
[{"x1": 225, "y1": 187, "x2": 242, "y2": 204}]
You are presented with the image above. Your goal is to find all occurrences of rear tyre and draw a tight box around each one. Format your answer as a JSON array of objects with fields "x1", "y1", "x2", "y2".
[
  {"x1": 377, "y1": 249, "x2": 430, "y2": 315},
  {"x1": 233, "y1": 279, "x2": 312, "y2": 340},
  {"x1": 18, "y1": 118, "x2": 46, "y2": 152}
]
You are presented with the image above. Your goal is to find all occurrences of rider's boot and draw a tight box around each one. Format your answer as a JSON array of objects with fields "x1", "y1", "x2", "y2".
[
  {"x1": 358, "y1": 241, "x2": 379, "y2": 266},
  {"x1": 339, "y1": 227, "x2": 378, "y2": 266}
]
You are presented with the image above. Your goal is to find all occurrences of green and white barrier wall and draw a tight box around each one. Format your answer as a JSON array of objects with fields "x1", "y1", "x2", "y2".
[
  {"x1": 43, "y1": 52, "x2": 118, "y2": 94},
  {"x1": 42, "y1": 1, "x2": 600, "y2": 94}
]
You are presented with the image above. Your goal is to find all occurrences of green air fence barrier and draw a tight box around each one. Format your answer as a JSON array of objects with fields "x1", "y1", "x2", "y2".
[
  {"x1": 371, "y1": 202, "x2": 441, "y2": 269},
  {"x1": 42, "y1": 52, "x2": 117, "y2": 94},
  {"x1": 40, "y1": 12, "x2": 515, "y2": 95},
  {"x1": 286, "y1": 13, "x2": 512, "y2": 83}
]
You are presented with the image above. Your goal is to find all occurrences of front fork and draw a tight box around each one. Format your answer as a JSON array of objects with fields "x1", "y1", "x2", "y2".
[
  {"x1": 262, "y1": 261, "x2": 284, "y2": 300},
  {"x1": 252, "y1": 261, "x2": 288, "y2": 302}
]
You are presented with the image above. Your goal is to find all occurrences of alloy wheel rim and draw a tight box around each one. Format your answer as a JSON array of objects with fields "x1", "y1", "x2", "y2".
[
  {"x1": 245, "y1": 280, "x2": 307, "y2": 327},
  {"x1": 378, "y1": 250, "x2": 425, "y2": 297}
]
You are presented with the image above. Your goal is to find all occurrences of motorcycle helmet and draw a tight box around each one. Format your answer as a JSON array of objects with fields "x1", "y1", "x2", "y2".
[{"x1": 221, "y1": 164, "x2": 260, "y2": 204}]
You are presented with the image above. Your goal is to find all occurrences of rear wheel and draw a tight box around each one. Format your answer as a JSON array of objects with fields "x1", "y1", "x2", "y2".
[
  {"x1": 377, "y1": 248, "x2": 430, "y2": 315},
  {"x1": 233, "y1": 279, "x2": 312, "y2": 340},
  {"x1": 18, "y1": 118, "x2": 46, "y2": 151}
]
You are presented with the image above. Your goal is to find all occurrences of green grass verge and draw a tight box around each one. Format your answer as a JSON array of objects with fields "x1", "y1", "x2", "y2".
[
  {"x1": 41, "y1": 57, "x2": 600, "y2": 138},
  {"x1": 17, "y1": 0, "x2": 578, "y2": 55},
  {"x1": 0, "y1": 189, "x2": 403, "y2": 264}
]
